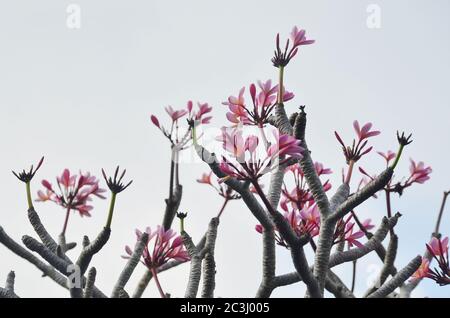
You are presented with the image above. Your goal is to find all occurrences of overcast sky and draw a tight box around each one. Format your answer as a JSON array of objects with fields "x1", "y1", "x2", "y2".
[{"x1": 0, "y1": 0, "x2": 448, "y2": 298}]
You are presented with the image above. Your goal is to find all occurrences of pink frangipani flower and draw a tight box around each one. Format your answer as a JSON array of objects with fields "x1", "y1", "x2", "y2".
[
  {"x1": 217, "y1": 127, "x2": 303, "y2": 182},
  {"x1": 428, "y1": 237, "x2": 449, "y2": 258},
  {"x1": 335, "y1": 120, "x2": 380, "y2": 165},
  {"x1": 223, "y1": 80, "x2": 294, "y2": 126},
  {"x1": 353, "y1": 121, "x2": 380, "y2": 141},
  {"x1": 408, "y1": 159, "x2": 432, "y2": 185},
  {"x1": 377, "y1": 150, "x2": 396, "y2": 165},
  {"x1": 37, "y1": 169, "x2": 106, "y2": 217},
  {"x1": 123, "y1": 226, "x2": 190, "y2": 270},
  {"x1": 151, "y1": 100, "x2": 212, "y2": 148},
  {"x1": 272, "y1": 26, "x2": 315, "y2": 68}
]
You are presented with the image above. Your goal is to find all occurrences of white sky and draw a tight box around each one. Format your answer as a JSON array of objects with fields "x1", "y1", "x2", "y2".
[{"x1": 0, "y1": 0, "x2": 449, "y2": 298}]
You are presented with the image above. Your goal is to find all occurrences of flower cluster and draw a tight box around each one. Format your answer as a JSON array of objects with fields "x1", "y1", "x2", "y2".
[
  {"x1": 281, "y1": 162, "x2": 332, "y2": 211},
  {"x1": 256, "y1": 203, "x2": 321, "y2": 248},
  {"x1": 426, "y1": 237, "x2": 449, "y2": 286},
  {"x1": 333, "y1": 215, "x2": 374, "y2": 248},
  {"x1": 412, "y1": 237, "x2": 449, "y2": 286},
  {"x1": 218, "y1": 127, "x2": 303, "y2": 182},
  {"x1": 151, "y1": 101, "x2": 212, "y2": 146},
  {"x1": 37, "y1": 169, "x2": 106, "y2": 217},
  {"x1": 335, "y1": 121, "x2": 380, "y2": 165},
  {"x1": 223, "y1": 80, "x2": 294, "y2": 126},
  {"x1": 123, "y1": 226, "x2": 190, "y2": 270},
  {"x1": 272, "y1": 26, "x2": 315, "y2": 68}
]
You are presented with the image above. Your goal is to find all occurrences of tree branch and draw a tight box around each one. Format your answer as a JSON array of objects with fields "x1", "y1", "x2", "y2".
[
  {"x1": 367, "y1": 256, "x2": 422, "y2": 298},
  {"x1": 111, "y1": 232, "x2": 148, "y2": 298}
]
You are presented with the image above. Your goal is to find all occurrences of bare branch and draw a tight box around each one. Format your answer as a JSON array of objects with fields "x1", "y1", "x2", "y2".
[
  {"x1": 83, "y1": 267, "x2": 96, "y2": 298},
  {"x1": 364, "y1": 234, "x2": 398, "y2": 297},
  {"x1": 162, "y1": 184, "x2": 183, "y2": 230},
  {"x1": 76, "y1": 228, "x2": 111, "y2": 275},
  {"x1": 367, "y1": 256, "x2": 422, "y2": 298},
  {"x1": 330, "y1": 168, "x2": 394, "y2": 222},
  {"x1": 111, "y1": 232, "x2": 148, "y2": 298},
  {"x1": 183, "y1": 230, "x2": 202, "y2": 298},
  {"x1": 201, "y1": 218, "x2": 220, "y2": 298}
]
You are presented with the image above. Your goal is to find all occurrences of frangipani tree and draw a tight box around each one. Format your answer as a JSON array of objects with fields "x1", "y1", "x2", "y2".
[{"x1": 0, "y1": 26, "x2": 447, "y2": 299}]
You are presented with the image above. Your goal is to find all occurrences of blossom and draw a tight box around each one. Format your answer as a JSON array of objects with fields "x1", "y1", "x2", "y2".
[
  {"x1": 267, "y1": 130, "x2": 303, "y2": 159},
  {"x1": 361, "y1": 218, "x2": 375, "y2": 231},
  {"x1": 344, "y1": 222, "x2": 365, "y2": 248},
  {"x1": 150, "y1": 115, "x2": 160, "y2": 129},
  {"x1": 256, "y1": 203, "x2": 320, "y2": 249},
  {"x1": 377, "y1": 150, "x2": 396, "y2": 165},
  {"x1": 165, "y1": 105, "x2": 188, "y2": 122},
  {"x1": 150, "y1": 100, "x2": 212, "y2": 146},
  {"x1": 272, "y1": 26, "x2": 315, "y2": 68},
  {"x1": 282, "y1": 162, "x2": 331, "y2": 211},
  {"x1": 428, "y1": 237, "x2": 448, "y2": 258},
  {"x1": 194, "y1": 102, "x2": 213, "y2": 124},
  {"x1": 223, "y1": 80, "x2": 294, "y2": 126},
  {"x1": 217, "y1": 127, "x2": 303, "y2": 182},
  {"x1": 408, "y1": 159, "x2": 432, "y2": 185},
  {"x1": 123, "y1": 226, "x2": 190, "y2": 270},
  {"x1": 335, "y1": 120, "x2": 380, "y2": 164},
  {"x1": 314, "y1": 162, "x2": 332, "y2": 176},
  {"x1": 425, "y1": 237, "x2": 450, "y2": 286},
  {"x1": 37, "y1": 169, "x2": 106, "y2": 217},
  {"x1": 334, "y1": 215, "x2": 369, "y2": 248},
  {"x1": 353, "y1": 121, "x2": 380, "y2": 141},
  {"x1": 411, "y1": 258, "x2": 431, "y2": 280},
  {"x1": 197, "y1": 172, "x2": 212, "y2": 185}
]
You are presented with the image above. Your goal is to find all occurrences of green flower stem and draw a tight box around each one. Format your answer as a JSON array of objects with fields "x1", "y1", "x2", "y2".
[
  {"x1": 277, "y1": 66, "x2": 285, "y2": 104},
  {"x1": 105, "y1": 192, "x2": 117, "y2": 229},
  {"x1": 192, "y1": 124, "x2": 199, "y2": 146},
  {"x1": 390, "y1": 144, "x2": 404, "y2": 170},
  {"x1": 26, "y1": 182, "x2": 33, "y2": 210},
  {"x1": 180, "y1": 218, "x2": 185, "y2": 233}
]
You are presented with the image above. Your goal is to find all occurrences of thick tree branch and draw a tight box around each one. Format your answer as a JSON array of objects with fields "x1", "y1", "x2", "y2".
[
  {"x1": 111, "y1": 232, "x2": 148, "y2": 298},
  {"x1": 182, "y1": 231, "x2": 202, "y2": 298},
  {"x1": 162, "y1": 184, "x2": 183, "y2": 230},
  {"x1": 201, "y1": 218, "x2": 220, "y2": 298},
  {"x1": 330, "y1": 168, "x2": 394, "y2": 222},
  {"x1": 83, "y1": 267, "x2": 96, "y2": 298},
  {"x1": 274, "y1": 103, "x2": 293, "y2": 135},
  {"x1": 76, "y1": 228, "x2": 111, "y2": 275},
  {"x1": 329, "y1": 214, "x2": 400, "y2": 268},
  {"x1": 364, "y1": 234, "x2": 398, "y2": 297},
  {"x1": 367, "y1": 256, "x2": 422, "y2": 298}
]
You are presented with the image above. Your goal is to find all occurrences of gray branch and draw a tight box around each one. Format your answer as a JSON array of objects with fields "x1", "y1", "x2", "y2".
[
  {"x1": 84, "y1": 267, "x2": 97, "y2": 298},
  {"x1": 367, "y1": 255, "x2": 422, "y2": 298},
  {"x1": 111, "y1": 232, "x2": 148, "y2": 298},
  {"x1": 162, "y1": 184, "x2": 183, "y2": 230},
  {"x1": 183, "y1": 231, "x2": 202, "y2": 298},
  {"x1": 330, "y1": 168, "x2": 394, "y2": 222},
  {"x1": 201, "y1": 218, "x2": 220, "y2": 298},
  {"x1": 274, "y1": 103, "x2": 293, "y2": 135},
  {"x1": 329, "y1": 214, "x2": 400, "y2": 268},
  {"x1": 364, "y1": 234, "x2": 398, "y2": 297},
  {"x1": 76, "y1": 227, "x2": 111, "y2": 275},
  {"x1": 5, "y1": 271, "x2": 15, "y2": 293}
]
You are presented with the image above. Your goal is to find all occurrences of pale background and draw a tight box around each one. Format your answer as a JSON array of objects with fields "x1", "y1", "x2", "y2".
[{"x1": 0, "y1": 0, "x2": 448, "y2": 298}]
